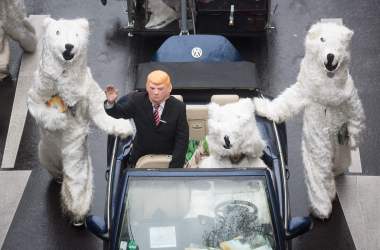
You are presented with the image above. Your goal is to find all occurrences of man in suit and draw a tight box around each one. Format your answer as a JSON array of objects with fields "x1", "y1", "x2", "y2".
[{"x1": 104, "y1": 70, "x2": 189, "y2": 168}]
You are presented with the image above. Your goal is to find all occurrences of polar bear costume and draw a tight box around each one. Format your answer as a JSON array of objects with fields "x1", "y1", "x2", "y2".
[
  {"x1": 199, "y1": 98, "x2": 266, "y2": 169},
  {"x1": 193, "y1": 99, "x2": 271, "y2": 238},
  {"x1": 27, "y1": 17, "x2": 134, "y2": 222},
  {"x1": 254, "y1": 22, "x2": 365, "y2": 219},
  {"x1": 0, "y1": 0, "x2": 37, "y2": 80}
]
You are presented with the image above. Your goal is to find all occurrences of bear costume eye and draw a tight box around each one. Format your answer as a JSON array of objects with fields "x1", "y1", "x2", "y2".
[
  {"x1": 320, "y1": 37, "x2": 325, "y2": 42},
  {"x1": 56, "y1": 30, "x2": 60, "y2": 36}
]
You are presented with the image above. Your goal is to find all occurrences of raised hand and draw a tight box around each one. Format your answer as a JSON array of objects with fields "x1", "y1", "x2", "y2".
[{"x1": 105, "y1": 84, "x2": 118, "y2": 104}]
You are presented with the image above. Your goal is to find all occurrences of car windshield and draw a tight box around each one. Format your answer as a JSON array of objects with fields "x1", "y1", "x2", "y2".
[{"x1": 118, "y1": 176, "x2": 276, "y2": 250}]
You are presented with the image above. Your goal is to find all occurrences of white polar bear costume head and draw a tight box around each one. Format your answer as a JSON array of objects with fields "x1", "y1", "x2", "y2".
[
  {"x1": 206, "y1": 98, "x2": 265, "y2": 166},
  {"x1": 39, "y1": 17, "x2": 91, "y2": 107},
  {"x1": 299, "y1": 21, "x2": 355, "y2": 106},
  {"x1": 43, "y1": 17, "x2": 89, "y2": 64},
  {"x1": 305, "y1": 21, "x2": 353, "y2": 75}
]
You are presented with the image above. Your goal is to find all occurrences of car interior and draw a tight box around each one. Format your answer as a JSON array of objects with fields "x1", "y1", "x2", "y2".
[
  {"x1": 118, "y1": 175, "x2": 276, "y2": 250},
  {"x1": 135, "y1": 94, "x2": 240, "y2": 169}
]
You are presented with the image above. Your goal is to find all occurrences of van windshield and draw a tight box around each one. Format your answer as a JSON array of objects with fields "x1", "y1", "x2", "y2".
[{"x1": 118, "y1": 176, "x2": 276, "y2": 250}]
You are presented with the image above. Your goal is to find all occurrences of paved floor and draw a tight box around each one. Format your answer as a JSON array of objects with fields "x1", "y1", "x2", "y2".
[
  {"x1": 337, "y1": 175, "x2": 380, "y2": 250},
  {"x1": 0, "y1": 0, "x2": 379, "y2": 249}
]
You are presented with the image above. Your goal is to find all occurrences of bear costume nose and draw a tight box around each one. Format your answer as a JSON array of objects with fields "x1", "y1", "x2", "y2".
[
  {"x1": 223, "y1": 135, "x2": 232, "y2": 149},
  {"x1": 62, "y1": 43, "x2": 75, "y2": 61},
  {"x1": 65, "y1": 43, "x2": 74, "y2": 52},
  {"x1": 327, "y1": 53, "x2": 334, "y2": 64}
]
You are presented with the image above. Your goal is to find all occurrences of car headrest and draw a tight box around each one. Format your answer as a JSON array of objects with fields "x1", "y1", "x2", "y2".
[
  {"x1": 171, "y1": 94, "x2": 183, "y2": 102},
  {"x1": 135, "y1": 154, "x2": 172, "y2": 168},
  {"x1": 211, "y1": 94, "x2": 239, "y2": 105}
]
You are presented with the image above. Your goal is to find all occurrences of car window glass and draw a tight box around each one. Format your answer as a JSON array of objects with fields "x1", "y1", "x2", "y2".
[{"x1": 118, "y1": 176, "x2": 276, "y2": 250}]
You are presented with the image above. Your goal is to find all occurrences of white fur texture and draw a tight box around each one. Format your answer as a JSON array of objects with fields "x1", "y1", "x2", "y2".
[
  {"x1": 0, "y1": 0, "x2": 37, "y2": 79},
  {"x1": 199, "y1": 98, "x2": 266, "y2": 169},
  {"x1": 0, "y1": 22, "x2": 10, "y2": 79},
  {"x1": 254, "y1": 22, "x2": 365, "y2": 219},
  {"x1": 27, "y1": 18, "x2": 135, "y2": 221}
]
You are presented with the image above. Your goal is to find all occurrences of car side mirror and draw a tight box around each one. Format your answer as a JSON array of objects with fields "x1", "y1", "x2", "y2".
[
  {"x1": 86, "y1": 215, "x2": 109, "y2": 240},
  {"x1": 286, "y1": 216, "x2": 313, "y2": 240}
]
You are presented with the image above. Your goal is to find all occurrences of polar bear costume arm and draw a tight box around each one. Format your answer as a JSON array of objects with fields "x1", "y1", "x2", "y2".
[
  {"x1": 27, "y1": 72, "x2": 68, "y2": 130},
  {"x1": 346, "y1": 87, "x2": 365, "y2": 148},
  {"x1": 254, "y1": 82, "x2": 308, "y2": 123},
  {"x1": 86, "y1": 70, "x2": 135, "y2": 137},
  {"x1": 2, "y1": 0, "x2": 37, "y2": 52}
]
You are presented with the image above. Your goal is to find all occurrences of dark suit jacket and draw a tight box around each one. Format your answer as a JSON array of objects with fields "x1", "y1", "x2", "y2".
[{"x1": 106, "y1": 92, "x2": 189, "y2": 168}]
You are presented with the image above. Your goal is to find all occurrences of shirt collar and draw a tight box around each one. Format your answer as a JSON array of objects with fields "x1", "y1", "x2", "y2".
[{"x1": 152, "y1": 100, "x2": 165, "y2": 110}]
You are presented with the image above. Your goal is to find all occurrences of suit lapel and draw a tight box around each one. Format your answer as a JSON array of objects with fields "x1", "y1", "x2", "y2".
[
  {"x1": 144, "y1": 94, "x2": 155, "y2": 126},
  {"x1": 160, "y1": 97, "x2": 172, "y2": 123}
]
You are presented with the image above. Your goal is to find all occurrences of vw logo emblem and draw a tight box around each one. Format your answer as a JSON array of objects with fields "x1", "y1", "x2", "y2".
[{"x1": 191, "y1": 47, "x2": 203, "y2": 58}]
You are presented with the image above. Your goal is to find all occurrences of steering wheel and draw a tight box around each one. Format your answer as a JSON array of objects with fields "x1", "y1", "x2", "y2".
[
  {"x1": 203, "y1": 200, "x2": 260, "y2": 247},
  {"x1": 215, "y1": 200, "x2": 257, "y2": 216},
  {"x1": 214, "y1": 200, "x2": 258, "y2": 223}
]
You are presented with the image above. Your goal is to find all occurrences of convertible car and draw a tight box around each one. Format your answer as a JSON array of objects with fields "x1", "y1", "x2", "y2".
[
  {"x1": 88, "y1": 1, "x2": 311, "y2": 247},
  {"x1": 85, "y1": 29, "x2": 312, "y2": 249}
]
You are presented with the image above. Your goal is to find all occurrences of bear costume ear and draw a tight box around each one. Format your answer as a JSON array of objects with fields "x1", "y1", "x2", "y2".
[
  {"x1": 239, "y1": 98, "x2": 254, "y2": 113},
  {"x1": 208, "y1": 102, "x2": 220, "y2": 118},
  {"x1": 43, "y1": 17, "x2": 54, "y2": 29},
  {"x1": 342, "y1": 26, "x2": 354, "y2": 42},
  {"x1": 307, "y1": 22, "x2": 321, "y2": 40},
  {"x1": 76, "y1": 18, "x2": 89, "y2": 32}
]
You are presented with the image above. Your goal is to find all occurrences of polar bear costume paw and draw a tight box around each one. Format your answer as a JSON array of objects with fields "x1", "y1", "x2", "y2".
[
  {"x1": 347, "y1": 124, "x2": 362, "y2": 149},
  {"x1": 42, "y1": 108, "x2": 67, "y2": 131},
  {"x1": 254, "y1": 97, "x2": 277, "y2": 122},
  {"x1": 112, "y1": 119, "x2": 136, "y2": 138}
]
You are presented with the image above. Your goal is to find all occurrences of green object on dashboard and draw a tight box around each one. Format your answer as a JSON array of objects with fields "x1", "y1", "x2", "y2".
[{"x1": 127, "y1": 240, "x2": 138, "y2": 250}]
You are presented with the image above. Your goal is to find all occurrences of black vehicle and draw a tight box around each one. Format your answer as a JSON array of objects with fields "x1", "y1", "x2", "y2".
[{"x1": 85, "y1": 24, "x2": 312, "y2": 248}]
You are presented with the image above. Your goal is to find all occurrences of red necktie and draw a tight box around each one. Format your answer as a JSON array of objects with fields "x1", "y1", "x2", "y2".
[{"x1": 153, "y1": 104, "x2": 160, "y2": 126}]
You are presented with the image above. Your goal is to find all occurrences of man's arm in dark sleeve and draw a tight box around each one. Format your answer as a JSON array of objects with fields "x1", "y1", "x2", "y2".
[
  {"x1": 105, "y1": 93, "x2": 135, "y2": 119},
  {"x1": 169, "y1": 102, "x2": 189, "y2": 168}
]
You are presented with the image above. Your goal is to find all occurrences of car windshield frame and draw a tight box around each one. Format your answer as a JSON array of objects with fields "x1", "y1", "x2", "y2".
[{"x1": 112, "y1": 168, "x2": 285, "y2": 250}]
